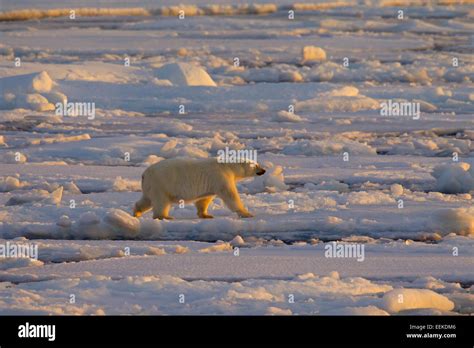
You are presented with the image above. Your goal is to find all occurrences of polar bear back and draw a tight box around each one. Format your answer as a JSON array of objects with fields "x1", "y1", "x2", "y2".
[{"x1": 142, "y1": 157, "x2": 228, "y2": 202}]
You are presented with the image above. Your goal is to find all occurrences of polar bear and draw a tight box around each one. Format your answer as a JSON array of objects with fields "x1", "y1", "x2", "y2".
[{"x1": 133, "y1": 157, "x2": 266, "y2": 220}]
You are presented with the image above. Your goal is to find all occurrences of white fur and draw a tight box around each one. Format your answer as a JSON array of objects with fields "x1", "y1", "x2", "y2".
[{"x1": 133, "y1": 157, "x2": 265, "y2": 219}]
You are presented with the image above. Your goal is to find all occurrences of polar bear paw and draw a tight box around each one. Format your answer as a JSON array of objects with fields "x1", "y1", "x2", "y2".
[
  {"x1": 153, "y1": 215, "x2": 174, "y2": 220},
  {"x1": 198, "y1": 213, "x2": 214, "y2": 219},
  {"x1": 238, "y1": 211, "x2": 254, "y2": 218}
]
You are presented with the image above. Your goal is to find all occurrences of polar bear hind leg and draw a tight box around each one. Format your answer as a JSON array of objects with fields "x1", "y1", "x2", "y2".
[{"x1": 195, "y1": 195, "x2": 215, "y2": 218}]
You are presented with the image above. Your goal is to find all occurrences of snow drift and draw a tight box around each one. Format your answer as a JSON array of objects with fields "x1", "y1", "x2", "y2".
[
  {"x1": 0, "y1": 71, "x2": 67, "y2": 111},
  {"x1": 431, "y1": 162, "x2": 474, "y2": 194},
  {"x1": 433, "y1": 207, "x2": 474, "y2": 236},
  {"x1": 301, "y1": 46, "x2": 327, "y2": 63},
  {"x1": 382, "y1": 289, "x2": 455, "y2": 313},
  {"x1": 154, "y1": 63, "x2": 216, "y2": 87},
  {"x1": 295, "y1": 86, "x2": 379, "y2": 112}
]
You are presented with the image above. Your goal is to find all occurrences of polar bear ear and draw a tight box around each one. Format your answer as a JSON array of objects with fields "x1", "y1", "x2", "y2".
[{"x1": 245, "y1": 159, "x2": 258, "y2": 168}]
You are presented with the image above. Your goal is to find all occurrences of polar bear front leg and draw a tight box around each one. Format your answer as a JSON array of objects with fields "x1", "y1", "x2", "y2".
[
  {"x1": 218, "y1": 184, "x2": 253, "y2": 218},
  {"x1": 152, "y1": 194, "x2": 173, "y2": 220},
  {"x1": 195, "y1": 196, "x2": 215, "y2": 218}
]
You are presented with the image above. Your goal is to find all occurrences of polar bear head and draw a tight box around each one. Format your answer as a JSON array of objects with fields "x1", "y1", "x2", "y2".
[{"x1": 224, "y1": 160, "x2": 266, "y2": 180}]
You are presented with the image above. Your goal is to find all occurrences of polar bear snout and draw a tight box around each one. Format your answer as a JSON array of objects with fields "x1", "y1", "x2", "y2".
[{"x1": 256, "y1": 168, "x2": 266, "y2": 176}]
